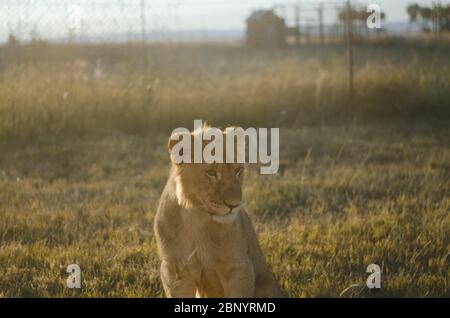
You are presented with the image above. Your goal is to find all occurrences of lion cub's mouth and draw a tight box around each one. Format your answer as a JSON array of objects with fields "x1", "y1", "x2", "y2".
[
  {"x1": 208, "y1": 208, "x2": 239, "y2": 224},
  {"x1": 209, "y1": 210, "x2": 233, "y2": 216}
]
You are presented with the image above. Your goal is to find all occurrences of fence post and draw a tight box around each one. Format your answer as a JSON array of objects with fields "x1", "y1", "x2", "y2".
[
  {"x1": 318, "y1": 4, "x2": 324, "y2": 44},
  {"x1": 140, "y1": 0, "x2": 148, "y2": 72},
  {"x1": 295, "y1": 1, "x2": 300, "y2": 46},
  {"x1": 346, "y1": 0, "x2": 354, "y2": 104},
  {"x1": 140, "y1": 0, "x2": 147, "y2": 43}
]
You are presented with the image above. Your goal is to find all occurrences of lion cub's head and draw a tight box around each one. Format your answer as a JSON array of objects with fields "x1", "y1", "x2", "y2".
[{"x1": 168, "y1": 125, "x2": 244, "y2": 223}]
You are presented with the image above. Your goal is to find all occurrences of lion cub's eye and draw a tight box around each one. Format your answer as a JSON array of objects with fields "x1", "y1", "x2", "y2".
[
  {"x1": 235, "y1": 167, "x2": 243, "y2": 176},
  {"x1": 206, "y1": 170, "x2": 217, "y2": 178}
]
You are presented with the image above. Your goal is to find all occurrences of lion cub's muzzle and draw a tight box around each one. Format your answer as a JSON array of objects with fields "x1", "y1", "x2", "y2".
[
  {"x1": 223, "y1": 200, "x2": 240, "y2": 211},
  {"x1": 209, "y1": 199, "x2": 242, "y2": 224}
]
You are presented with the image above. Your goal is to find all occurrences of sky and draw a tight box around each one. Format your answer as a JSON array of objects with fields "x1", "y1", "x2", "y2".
[
  {"x1": 0, "y1": 0, "x2": 448, "y2": 41},
  {"x1": 161, "y1": 0, "x2": 443, "y2": 25}
]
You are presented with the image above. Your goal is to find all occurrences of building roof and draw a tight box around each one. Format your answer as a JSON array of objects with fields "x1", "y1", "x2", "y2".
[{"x1": 247, "y1": 9, "x2": 283, "y2": 22}]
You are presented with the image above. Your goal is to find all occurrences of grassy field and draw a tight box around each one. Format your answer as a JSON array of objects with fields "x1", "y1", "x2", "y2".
[{"x1": 0, "y1": 42, "x2": 449, "y2": 297}]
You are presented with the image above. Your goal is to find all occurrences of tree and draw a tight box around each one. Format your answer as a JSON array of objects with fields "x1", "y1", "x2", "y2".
[
  {"x1": 7, "y1": 33, "x2": 19, "y2": 47},
  {"x1": 435, "y1": 5, "x2": 450, "y2": 32},
  {"x1": 420, "y1": 7, "x2": 433, "y2": 32},
  {"x1": 337, "y1": 6, "x2": 385, "y2": 37},
  {"x1": 407, "y1": 4, "x2": 420, "y2": 23},
  {"x1": 408, "y1": 4, "x2": 450, "y2": 33}
]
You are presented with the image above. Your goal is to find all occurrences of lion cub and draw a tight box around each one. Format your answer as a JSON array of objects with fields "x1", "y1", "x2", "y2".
[{"x1": 154, "y1": 126, "x2": 286, "y2": 298}]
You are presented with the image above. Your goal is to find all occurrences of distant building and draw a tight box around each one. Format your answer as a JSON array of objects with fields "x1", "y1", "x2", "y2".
[{"x1": 246, "y1": 10, "x2": 286, "y2": 48}]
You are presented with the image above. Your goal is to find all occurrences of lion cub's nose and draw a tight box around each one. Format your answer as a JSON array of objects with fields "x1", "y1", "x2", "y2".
[{"x1": 223, "y1": 201, "x2": 240, "y2": 210}]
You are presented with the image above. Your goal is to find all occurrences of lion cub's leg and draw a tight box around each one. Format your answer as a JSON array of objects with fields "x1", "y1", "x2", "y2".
[
  {"x1": 254, "y1": 272, "x2": 287, "y2": 298},
  {"x1": 219, "y1": 260, "x2": 255, "y2": 298},
  {"x1": 160, "y1": 260, "x2": 196, "y2": 298}
]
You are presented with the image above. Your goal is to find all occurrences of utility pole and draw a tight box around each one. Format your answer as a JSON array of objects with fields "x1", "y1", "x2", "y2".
[{"x1": 346, "y1": 0, "x2": 354, "y2": 104}]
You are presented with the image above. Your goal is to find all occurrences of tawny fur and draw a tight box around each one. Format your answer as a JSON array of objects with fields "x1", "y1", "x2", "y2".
[{"x1": 153, "y1": 127, "x2": 286, "y2": 298}]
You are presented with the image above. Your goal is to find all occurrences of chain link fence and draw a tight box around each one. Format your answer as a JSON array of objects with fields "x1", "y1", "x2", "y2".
[
  {"x1": 1, "y1": 0, "x2": 391, "y2": 46},
  {"x1": 0, "y1": 0, "x2": 206, "y2": 44}
]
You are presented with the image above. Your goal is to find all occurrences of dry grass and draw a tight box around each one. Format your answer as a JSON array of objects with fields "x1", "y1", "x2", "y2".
[
  {"x1": 1, "y1": 42, "x2": 449, "y2": 139},
  {"x1": 0, "y1": 42, "x2": 449, "y2": 297}
]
